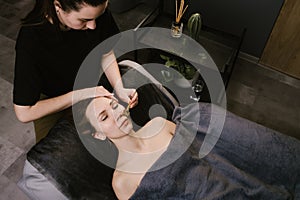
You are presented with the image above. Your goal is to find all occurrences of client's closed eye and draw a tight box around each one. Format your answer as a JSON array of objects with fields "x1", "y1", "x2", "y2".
[
  {"x1": 98, "y1": 100, "x2": 118, "y2": 121},
  {"x1": 110, "y1": 100, "x2": 118, "y2": 109},
  {"x1": 99, "y1": 114, "x2": 108, "y2": 121}
]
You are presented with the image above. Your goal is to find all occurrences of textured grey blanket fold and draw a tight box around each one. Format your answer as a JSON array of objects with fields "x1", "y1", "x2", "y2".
[{"x1": 130, "y1": 103, "x2": 300, "y2": 200}]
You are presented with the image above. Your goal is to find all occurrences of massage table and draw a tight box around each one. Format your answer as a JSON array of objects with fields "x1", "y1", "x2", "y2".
[{"x1": 18, "y1": 61, "x2": 300, "y2": 200}]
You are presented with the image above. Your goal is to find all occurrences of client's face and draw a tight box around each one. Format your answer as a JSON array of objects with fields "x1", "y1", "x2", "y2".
[{"x1": 85, "y1": 97, "x2": 133, "y2": 139}]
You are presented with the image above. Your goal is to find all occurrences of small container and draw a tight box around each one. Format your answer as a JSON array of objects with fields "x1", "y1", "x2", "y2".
[
  {"x1": 191, "y1": 79, "x2": 205, "y2": 101},
  {"x1": 171, "y1": 21, "x2": 183, "y2": 38}
]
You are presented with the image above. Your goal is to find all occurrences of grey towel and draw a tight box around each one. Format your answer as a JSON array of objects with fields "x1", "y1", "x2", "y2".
[{"x1": 131, "y1": 103, "x2": 300, "y2": 200}]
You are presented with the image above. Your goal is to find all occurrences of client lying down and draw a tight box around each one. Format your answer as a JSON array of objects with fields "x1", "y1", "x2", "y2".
[
  {"x1": 80, "y1": 96, "x2": 176, "y2": 200},
  {"x1": 78, "y1": 96, "x2": 300, "y2": 200}
]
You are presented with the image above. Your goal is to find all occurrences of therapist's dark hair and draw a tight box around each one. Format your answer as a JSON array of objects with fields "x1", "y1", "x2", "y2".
[{"x1": 22, "y1": 0, "x2": 108, "y2": 25}]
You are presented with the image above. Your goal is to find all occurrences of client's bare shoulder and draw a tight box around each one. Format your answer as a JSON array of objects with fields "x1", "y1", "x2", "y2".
[
  {"x1": 112, "y1": 118, "x2": 176, "y2": 200},
  {"x1": 142, "y1": 117, "x2": 176, "y2": 137},
  {"x1": 112, "y1": 170, "x2": 143, "y2": 200}
]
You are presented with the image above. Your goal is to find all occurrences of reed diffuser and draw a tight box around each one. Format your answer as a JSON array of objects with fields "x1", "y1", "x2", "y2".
[{"x1": 171, "y1": 0, "x2": 188, "y2": 38}]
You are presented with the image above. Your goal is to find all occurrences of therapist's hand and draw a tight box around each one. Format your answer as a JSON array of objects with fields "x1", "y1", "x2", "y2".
[
  {"x1": 73, "y1": 86, "x2": 116, "y2": 104},
  {"x1": 116, "y1": 88, "x2": 138, "y2": 108}
]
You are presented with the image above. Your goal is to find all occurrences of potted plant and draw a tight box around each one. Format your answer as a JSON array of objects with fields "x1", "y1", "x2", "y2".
[
  {"x1": 160, "y1": 54, "x2": 198, "y2": 88},
  {"x1": 187, "y1": 13, "x2": 202, "y2": 42}
]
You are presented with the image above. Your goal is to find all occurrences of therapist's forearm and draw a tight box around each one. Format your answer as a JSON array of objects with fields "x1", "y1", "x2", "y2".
[
  {"x1": 14, "y1": 86, "x2": 113, "y2": 123},
  {"x1": 14, "y1": 91, "x2": 74, "y2": 123},
  {"x1": 102, "y1": 51, "x2": 123, "y2": 91}
]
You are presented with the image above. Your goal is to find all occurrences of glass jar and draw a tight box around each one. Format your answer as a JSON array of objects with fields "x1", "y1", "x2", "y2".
[{"x1": 171, "y1": 21, "x2": 183, "y2": 38}]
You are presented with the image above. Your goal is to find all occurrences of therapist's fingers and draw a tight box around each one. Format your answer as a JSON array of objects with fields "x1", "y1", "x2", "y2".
[
  {"x1": 106, "y1": 94, "x2": 118, "y2": 102},
  {"x1": 94, "y1": 86, "x2": 117, "y2": 100},
  {"x1": 129, "y1": 91, "x2": 138, "y2": 108},
  {"x1": 73, "y1": 86, "x2": 117, "y2": 104}
]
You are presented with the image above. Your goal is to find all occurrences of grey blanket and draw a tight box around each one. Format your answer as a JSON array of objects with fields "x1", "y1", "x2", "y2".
[{"x1": 130, "y1": 103, "x2": 300, "y2": 200}]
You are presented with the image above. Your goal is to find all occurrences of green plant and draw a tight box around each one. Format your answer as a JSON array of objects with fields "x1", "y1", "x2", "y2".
[
  {"x1": 160, "y1": 54, "x2": 196, "y2": 80},
  {"x1": 187, "y1": 13, "x2": 202, "y2": 41}
]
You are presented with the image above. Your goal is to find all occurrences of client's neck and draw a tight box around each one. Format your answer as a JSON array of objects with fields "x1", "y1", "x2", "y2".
[{"x1": 111, "y1": 133, "x2": 149, "y2": 153}]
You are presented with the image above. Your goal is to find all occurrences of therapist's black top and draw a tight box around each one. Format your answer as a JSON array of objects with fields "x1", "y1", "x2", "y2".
[{"x1": 13, "y1": 10, "x2": 119, "y2": 106}]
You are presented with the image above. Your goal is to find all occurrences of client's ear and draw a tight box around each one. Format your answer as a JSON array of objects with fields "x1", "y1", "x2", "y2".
[
  {"x1": 93, "y1": 132, "x2": 107, "y2": 140},
  {"x1": 53, "y1": 0, "x2": 62, "y2": 11}
]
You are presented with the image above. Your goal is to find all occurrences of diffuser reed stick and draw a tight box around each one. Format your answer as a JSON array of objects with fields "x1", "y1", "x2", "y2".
[{"x1": 175, "y1": 0, "x2": 188, "y2": 23}]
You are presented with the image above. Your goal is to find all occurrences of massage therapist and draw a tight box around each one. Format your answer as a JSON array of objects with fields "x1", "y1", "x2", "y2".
[{"x1": 13, "y1": 0, "x2": 137, "y2": 142}]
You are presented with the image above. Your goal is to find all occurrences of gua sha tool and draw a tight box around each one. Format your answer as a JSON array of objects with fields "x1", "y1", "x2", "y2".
[{"x1": 122, "y1": 103, "x2": 130, "y2": 117}]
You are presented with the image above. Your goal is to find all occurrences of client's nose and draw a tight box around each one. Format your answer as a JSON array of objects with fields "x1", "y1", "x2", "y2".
[{"x1": 117, "y1": 109, "x2": 128, "y2": 121}]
